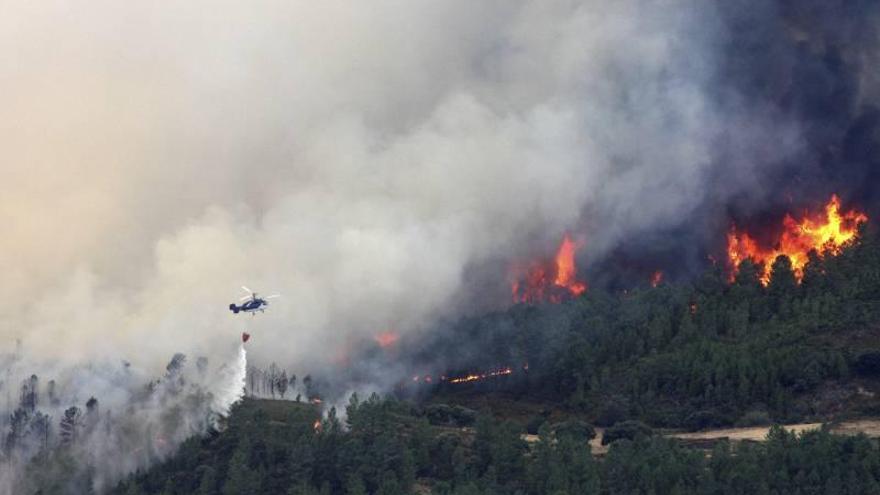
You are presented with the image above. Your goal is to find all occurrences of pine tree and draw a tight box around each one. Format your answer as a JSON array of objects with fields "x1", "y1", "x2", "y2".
[
  {"x1": 303, "y1": 375, "x2": 314, "y2": 399},
  {"x1": 277, "y1": 370, "x2": 289, "y2": 399},
  {"x1": 768, "y1": 255, "x2": 797, "y2": 316},
  {"x1": 346, "y1": 475, "x2": 367, "y2": 495},
  {"x1": 59, "y1": 406, "x2": 82, "y2": 445},
  {"x1": 197, "y1": 465, "x2": 218, "y2": 495},
  {"x1": 223, "y1": 443, "x2": 262, "y2": 495},
  {"x1": 85, "y1": 396, "x2": 100, "y2": 433},
  {"x1": 30, "y1": 411, "x2": 51, "y2": 453},
  {"x1": 20, "y1": 374, "x2": 39, "y2": 411},
  {"x1": 47, "y1": 379, "x2": 60, "y2": 406},
  {"x1": 268, "y1": 363, "x2": 279, "y2": 398},
  {"x1": 5, "y1": 407, "x2": 30, "y2": 454}
]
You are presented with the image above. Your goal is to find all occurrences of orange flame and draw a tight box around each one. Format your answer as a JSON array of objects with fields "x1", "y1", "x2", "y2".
[
  {"x1": 374, "y1": 330, "x2": 399, "y2": 348},
  {"x1": 554, "y1": 235, "x2": 587, "y2": 295},
  {"x1": 727, "y1": 195, "x2": 867, "y2": 285},
  {"x1": 313, "y1": 419, "x2": 322, "y2": 432},
  {"x1": 448, "y1": 367, "x2": 513, "y2": 384},
  {"x1": 650, "y1": 270, "x2": 664, "y2": 288},
  {"x1": 512, "y1": 234, "x2": 587, "y2": 303}
]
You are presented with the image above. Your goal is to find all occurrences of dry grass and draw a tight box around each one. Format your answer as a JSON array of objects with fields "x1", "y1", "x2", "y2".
[
  {"x1": 668, "y1": 419, "x2": 880, "y2": 442},
  {"x1": 522, "y1": 420, "x2": 880, "y2": 456}
]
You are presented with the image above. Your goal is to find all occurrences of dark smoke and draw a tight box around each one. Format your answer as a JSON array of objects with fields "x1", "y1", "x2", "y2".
[
  {"x1": 585, "y1": 0, "x2": 880, "y2": 289},
  {"x1": 330, "y1": 0, "x2": 880, "y2": 392}
]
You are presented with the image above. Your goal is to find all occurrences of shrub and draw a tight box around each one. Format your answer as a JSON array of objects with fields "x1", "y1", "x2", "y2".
[
  {"x1": 595, "y1": 399, "x2": 628, "y2": 427},
  {"x1": 735, "y1": 410, "x2": 772, "y2": 427},
  {"x1": 425, "y1": 404, "x2": 477, "y2": 427},
  {"x1": 553, "y1": 420, "x2": 596, "y2": 442},
  {"x1": 525, "y1": 415, "x2": 546, "y2": 435},
  {"x1": 684, "y1": 410, "x2": 732, "y2": 431},
  {"x1": 601, "y1": 420, "x2": 653, "y2": 445}
]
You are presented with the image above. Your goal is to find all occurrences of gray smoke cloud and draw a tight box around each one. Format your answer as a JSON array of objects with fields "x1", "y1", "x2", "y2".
[
  {"x1": 1, "y1": 0, "x2": 801, "y2": 369},
  {"x1": 1, "y1": 0, "x2": 854, "y2": 490}
]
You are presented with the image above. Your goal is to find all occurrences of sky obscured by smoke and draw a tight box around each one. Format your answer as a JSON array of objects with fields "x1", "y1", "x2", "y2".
[
  {"x1": 5, "y1": 1, "x2": 880, "y2": 491},
  {"x1": 2, "y1": 0, "x2": 878, "y2": 371}
]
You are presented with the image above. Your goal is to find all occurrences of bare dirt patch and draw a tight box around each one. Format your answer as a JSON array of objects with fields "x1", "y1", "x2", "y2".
[
  {"x1": 523, "y1": 420, "x2": 880, "y2": 456},
  {"x1": 523, "y1": 427, "x2": 609, "y2": 455},
  {"x1": 668, "y1": 419, "x2": 880, "y2": 442}
]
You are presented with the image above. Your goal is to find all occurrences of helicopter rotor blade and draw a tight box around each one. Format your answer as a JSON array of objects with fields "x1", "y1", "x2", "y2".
[
  {"x1": 265, "y1": 294, "x2": 281, "y2": 299},
  {"x1": 241, "y1": 285, "x2": 254, "y2": 294},
  {"x1": 240, "y1": 295, "x2": 252, "y2": 301}
]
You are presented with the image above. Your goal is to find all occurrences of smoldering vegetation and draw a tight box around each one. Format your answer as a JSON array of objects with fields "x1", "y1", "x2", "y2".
[{"x1": 0, "y1": 345, "x2": 245, "y2": 493}]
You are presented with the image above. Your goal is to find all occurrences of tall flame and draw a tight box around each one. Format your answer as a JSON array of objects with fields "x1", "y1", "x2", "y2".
[
  {"x1": 512, "y1": 234, "x2": 587, "y2": 303},
  {"x1": 554, "y1": 235, "x2": 587, "y2": 295},
  {"x1": 727, "y1": 195, "x2": 867, "y2": 284}
]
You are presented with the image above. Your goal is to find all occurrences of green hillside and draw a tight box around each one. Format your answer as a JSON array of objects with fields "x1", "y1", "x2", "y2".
[
  {"x1": 111, "y1": 397, "x2": 880, "y2": 495},
  {"x1": 110, "y1": 227, "x2": 880, "y2": 494},
  {"x1": 415, "y1": 225, "x2": 880, "y2": 429}
]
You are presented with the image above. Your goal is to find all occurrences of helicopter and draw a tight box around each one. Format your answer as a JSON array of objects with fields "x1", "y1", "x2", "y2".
[{"x1": 229, "y1": 286, "x2": 279, "y2": 315}]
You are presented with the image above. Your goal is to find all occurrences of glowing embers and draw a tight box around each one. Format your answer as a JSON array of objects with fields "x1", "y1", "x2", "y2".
[
  {"x1": 511, "y1": 234, "x2": 587, "y2": 303},
  {"x1": 650, "y1": 270, "x2": 664, "y2": 288},
  {"x1": 727, "y1": 195, "x2": 868, "y2": 285},
  {"x1": 373, "y1": 330, "x2": 399, "y2": 349},
  {"x1": 405, "y1": 363, "x2": 527, "y2": 388},
  {"x1": 447, "y1": 367, "x2": 513, "y2": 384}
]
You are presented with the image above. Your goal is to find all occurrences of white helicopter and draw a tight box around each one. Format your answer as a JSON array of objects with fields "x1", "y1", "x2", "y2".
[{"x1": 229, "y1": 286, "x2": 280, "y2": 315}]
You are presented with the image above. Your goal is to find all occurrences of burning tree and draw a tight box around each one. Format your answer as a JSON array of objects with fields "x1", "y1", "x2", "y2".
[
  {"x1": 727, "y1": 195, "x2": 868, "y2": 285},
  {"x1": 511, "y1": 234, "x2": 588, "y2": 304}
]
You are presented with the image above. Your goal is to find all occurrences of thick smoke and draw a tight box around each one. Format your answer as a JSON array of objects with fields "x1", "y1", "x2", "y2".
[
  {"x1": 1, "y1": 0, "x2": 798, "y2": 368},
  {"x1": 1, "y1": 0, "x2": 879, "y2": 491}
]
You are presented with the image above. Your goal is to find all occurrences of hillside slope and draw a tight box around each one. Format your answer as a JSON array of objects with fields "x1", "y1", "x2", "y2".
[
  {"x1": 111, "y1": 229, "x2": 880, "y2": 494},
  {"x1": 405, "y1": 226, "x2": 880, "y2": 430},
  {"x1": 112, "y1": 397, "x2": 880, "y2": 495}
]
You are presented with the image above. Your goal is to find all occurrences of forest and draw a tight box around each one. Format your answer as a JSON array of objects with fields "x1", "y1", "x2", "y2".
[
  {"x1": 112, "y1": 396, "x2": 880, "y2": 495},
  {"x1": 402, "y1": 224, "x2": 880, "y2": 430},
  {"x1": 104, "y1": 226, "x2": 880, "y2": 494}
]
